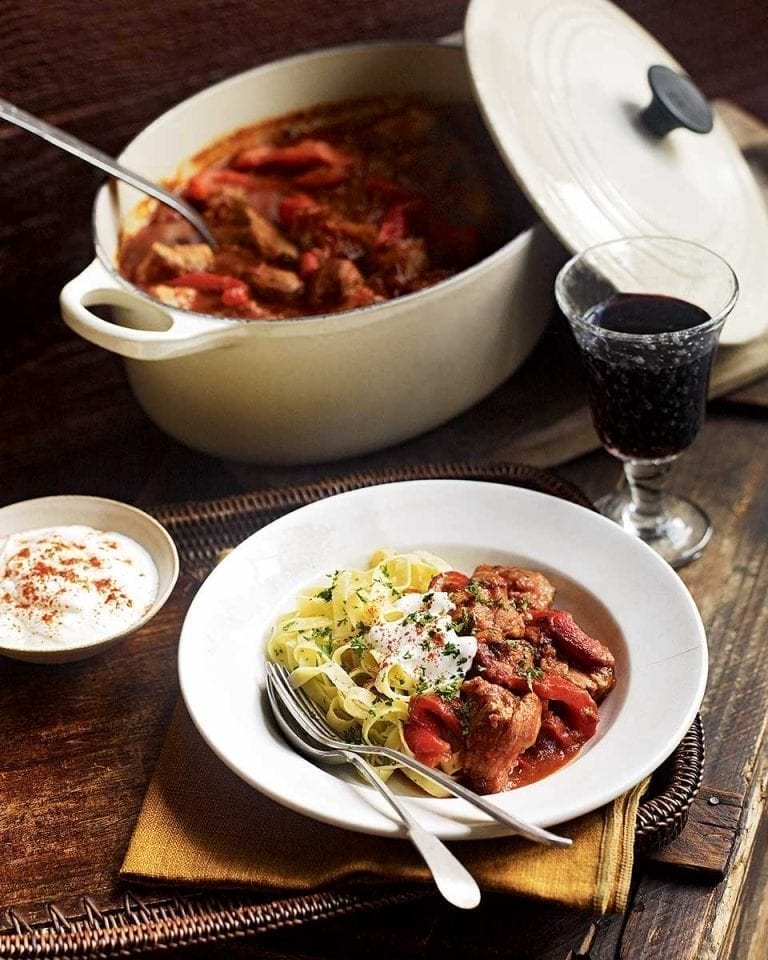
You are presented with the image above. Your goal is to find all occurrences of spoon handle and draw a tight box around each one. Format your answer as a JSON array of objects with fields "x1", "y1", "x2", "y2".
[
  {"x1": 0, "y1": 97, "x2": 217, "y2": 248},
  {"x1": 344, "y1": 751, "x2": 481, "y2": 910}
]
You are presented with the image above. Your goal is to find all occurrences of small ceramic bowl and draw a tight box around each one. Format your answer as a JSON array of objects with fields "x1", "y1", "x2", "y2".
[{"x1": 0, "y1": 495, "x2": 179, "y2": 663}]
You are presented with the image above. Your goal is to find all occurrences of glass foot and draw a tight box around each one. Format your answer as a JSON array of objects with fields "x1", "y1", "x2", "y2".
[{"x1": 595, "y1": 490, "x2": 712, "y2": 568}]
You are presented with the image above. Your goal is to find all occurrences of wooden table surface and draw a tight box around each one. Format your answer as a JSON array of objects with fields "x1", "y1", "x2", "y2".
[{"x1": 2, "y1": 1, "x2": 768, "y2": 958}]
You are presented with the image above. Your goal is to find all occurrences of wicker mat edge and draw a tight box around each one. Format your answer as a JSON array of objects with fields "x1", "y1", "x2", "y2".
[{"x1": 150, "y1": 461, "x2": 594, "y2": 581}]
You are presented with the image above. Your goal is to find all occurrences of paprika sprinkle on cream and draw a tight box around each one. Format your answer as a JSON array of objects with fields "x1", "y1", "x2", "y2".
[{"x1": 0, "y1": 525, "x2": 158, "y2": 650}]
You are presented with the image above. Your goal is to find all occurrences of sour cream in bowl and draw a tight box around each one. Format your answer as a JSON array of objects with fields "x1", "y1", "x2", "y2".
[{"x1": 0, "y1": 496, "x2": 179, "y2": 663}]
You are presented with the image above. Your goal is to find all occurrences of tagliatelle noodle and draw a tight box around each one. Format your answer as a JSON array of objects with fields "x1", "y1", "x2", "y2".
[{"x1": 267, "y1": 549, "x2": 453, "y2": 794}]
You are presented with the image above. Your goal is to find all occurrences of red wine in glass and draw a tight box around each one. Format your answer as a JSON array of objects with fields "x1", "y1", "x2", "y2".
[
  {"x1": 555, "y1": 237, "x2": 738, "y2": 568},
  {"x1": 580, "y1": 293, "x2": 715, "y2": 461}
]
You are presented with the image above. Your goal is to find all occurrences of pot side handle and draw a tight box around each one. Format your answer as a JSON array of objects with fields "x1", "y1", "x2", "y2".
[{"x1": 59, "y1": 259, "x2": 248, "y2": 360}]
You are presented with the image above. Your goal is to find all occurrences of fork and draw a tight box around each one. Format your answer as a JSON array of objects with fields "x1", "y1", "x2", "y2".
[
  {"x1": 265, "y1": 675, "x2": 482, "y2": 909},
  {"x1": 266, "y1": 663, "x2": 571, "y2": 848}
]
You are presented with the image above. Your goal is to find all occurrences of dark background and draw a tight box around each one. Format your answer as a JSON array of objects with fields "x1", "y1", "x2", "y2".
[{"x1": 1, "y1": 0, "x2": 766, "y2": 369}]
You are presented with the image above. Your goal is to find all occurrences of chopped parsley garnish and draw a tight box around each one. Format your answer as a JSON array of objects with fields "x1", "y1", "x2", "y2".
[
  {"x1": 316, "y1": 570, "x2": 340, "y2": 602},
  {"x1": 523, "y1": 666, "x2": 544, "y2": 690},
  {"x1": 459, "y1": 698, "x2": 473, "y2": 734},
  {"x1": 435, "y1": 676, "x2": 463, "y2": 699},
  {"x1": 466, "y1": 582, "x2": 502, "y2": 607},
  {"x1": 453, "y1": 610, "x2": 472, "y2": 634}
]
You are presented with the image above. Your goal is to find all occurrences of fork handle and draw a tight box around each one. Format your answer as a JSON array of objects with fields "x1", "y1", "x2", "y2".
[
  {"x1": 344, "y1": 752, "x2": 481, "y2": 910},
  {"x1": 368, "y1": 745, "x2": 571, "y2": 848}
]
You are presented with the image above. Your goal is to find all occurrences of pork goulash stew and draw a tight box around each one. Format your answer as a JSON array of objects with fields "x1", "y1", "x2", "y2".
[
  {"x1": 268, "y1": 552, "x2": 616, "y2": 796},
  {"x1": 118, "y1": 97, "x2": 528, "y2": 320}
]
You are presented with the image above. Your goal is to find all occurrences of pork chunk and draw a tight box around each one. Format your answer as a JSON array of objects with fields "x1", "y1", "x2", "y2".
[
  {"x1": 245, "y1": 207, "x2": 298, "y2": 261},
  {"x1": 204, "y1": 188, "x2": 298, "y2": 261},
  {"x1": 564, "y1": 664, "x2": 616, "y2": 703},
  {"x1": 248, "y1": 263, "x2": 304, "y2": 300},
  {"x1": 147, "y1": 284, "x2": 198, "y2": 310},
  {"x1": 473, "y1": 565, "x2": 556, "y2": 615},
  {"x1": 461, "y1": 676, "x2": 542, "y2": 794},
  {"x1": 472, "y1": 638, "x2": 536, "y2": 692},
  {"x1": 134, "y1": 242, "x2": 215, "y2": 285}
]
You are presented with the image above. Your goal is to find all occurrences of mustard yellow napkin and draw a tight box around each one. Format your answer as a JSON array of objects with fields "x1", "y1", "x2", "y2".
[{"x1": 121, "y1": 702, "x2": 648, "y2": 914}]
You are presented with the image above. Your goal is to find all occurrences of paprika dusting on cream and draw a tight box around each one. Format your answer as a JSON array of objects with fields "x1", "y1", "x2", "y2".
[{"x1": 0, "y1": 525, "x2": 158, "y2": 650}]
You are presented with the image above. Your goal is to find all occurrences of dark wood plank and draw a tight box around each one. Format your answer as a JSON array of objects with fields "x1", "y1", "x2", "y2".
[
  {"x1": 648, "y1": 788, "x2": 743, "y2": 878},
  {"x1": 0, "y1": 577, "x2": 198, "y2": 921},
  {"x1": 563, "y1": 409, "x2": 768, "y2": 960}
]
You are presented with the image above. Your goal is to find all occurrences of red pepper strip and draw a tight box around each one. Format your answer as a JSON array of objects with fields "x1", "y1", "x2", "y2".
[
  {"x1": 377, "y1": 203, "x2": 410, "y2": 245},
  {"x1": 232, "y1": 138, "x2": 356, "y2": 171},
  {"x1": 532, "y1": 674, "x2": 599, "y2": 739},
  {"x1": 221, "y1": 285, "x2": 251, "y2": 308},
  {"x1": 168, "y1": 272, "x2": 247, "y2": 292},
  {"x1": 540, "y1": 710, "x2": 579, "y2": 749},
  {"x1": 293, "y1": 164, "x2": 350, "y2": 188},
  {"x1": 278, "y1": 193, "x2": 321, "y2": 228},
  {"x1": 403, "y1": 722, "x2": 452, "y2": 768},
  {"x1": 403, "y1": 694, "x2": 463, "y2": 768},
  {"x1": 299, "y1": 249, "x2": 322, "y2": 278},
  {"x1": 531, "y1": 610, "x2": 615, "y2": 668},
  {"x1": 184, "y1": 167, "x2": 268, "y2": 202},
  {"x1": 428, "y1": 570, "x2": 470, "y2": 593}
]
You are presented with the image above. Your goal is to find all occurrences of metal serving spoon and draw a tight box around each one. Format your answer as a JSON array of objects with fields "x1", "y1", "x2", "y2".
[
  {"x1": 0, "y1": 97, "x2": 217, "y2": 248},
  {"x1": 265, "y1": 674, "x2": 482, "y2": 910}
]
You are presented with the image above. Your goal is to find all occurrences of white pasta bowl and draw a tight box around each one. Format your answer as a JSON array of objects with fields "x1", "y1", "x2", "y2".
[
  {"x1": 0, "y1": 495, "x2": 179, "y2": 664},
  {"x1": 178, "y1": 479, "x2": 707, "y2": 839}
]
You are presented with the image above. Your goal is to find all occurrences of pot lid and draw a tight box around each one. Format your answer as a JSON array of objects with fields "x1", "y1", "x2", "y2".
[{"x1": 463, "y1": 0, "x2": 768, "y2": 344}]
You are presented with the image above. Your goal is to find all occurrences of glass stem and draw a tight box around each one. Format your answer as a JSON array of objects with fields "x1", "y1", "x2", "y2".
[{"x1": 622, "y1": 459, "x2": 674, "y2": 536}]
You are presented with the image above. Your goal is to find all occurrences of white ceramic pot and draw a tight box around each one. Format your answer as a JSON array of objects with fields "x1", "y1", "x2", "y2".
[{"x1": 59, "y1": 42, "x2": 564, "y2": 464}]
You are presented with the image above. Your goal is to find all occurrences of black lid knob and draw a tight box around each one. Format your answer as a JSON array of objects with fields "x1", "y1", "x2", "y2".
[{"x1": 640, "y1": 65, "x2": 713, "y2": 137}]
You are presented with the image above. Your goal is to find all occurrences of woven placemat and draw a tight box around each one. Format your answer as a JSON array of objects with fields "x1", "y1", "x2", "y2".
[
  {"x1": 0, "y1": 461, "x2": 704, "y2": 959},
  {"x1": 149, "y1": 460, "x2": 704, "y2": 851}
]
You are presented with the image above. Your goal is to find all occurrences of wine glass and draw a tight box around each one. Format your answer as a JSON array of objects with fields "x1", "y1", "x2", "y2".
[{"x1": 555, "y1": 236, "x2": 739, "y2": 567}]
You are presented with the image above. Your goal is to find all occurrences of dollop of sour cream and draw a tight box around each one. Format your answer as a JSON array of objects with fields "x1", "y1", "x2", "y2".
[
  {"x1": 0, "y1": 525, "x2": 159, "y2": 649},
  {"x1": 367, "y1": 590, "x2": 477, "y2": 695}
]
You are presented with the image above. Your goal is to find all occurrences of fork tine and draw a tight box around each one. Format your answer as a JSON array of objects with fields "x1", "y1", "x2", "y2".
[
  {"x1": 266, "y1": 664, "x2": 338, "y2": 746},
  {"x1": 293, "y1": 685, "x2": 337, "y2": 733},
  {"x1": 267, "y1": 679, "x2": 329, "y2": 748},
  {"x1": 278, "y1": 664, "x2": 350, "y2": 737},
  {"x1": 269, "y1": 662, "x2": 342, "y2": 742}
]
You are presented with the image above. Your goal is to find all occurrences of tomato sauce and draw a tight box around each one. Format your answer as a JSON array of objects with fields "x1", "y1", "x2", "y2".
[{"x1": 118, "y1": 96, "x2": 532, "y2": 319}]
